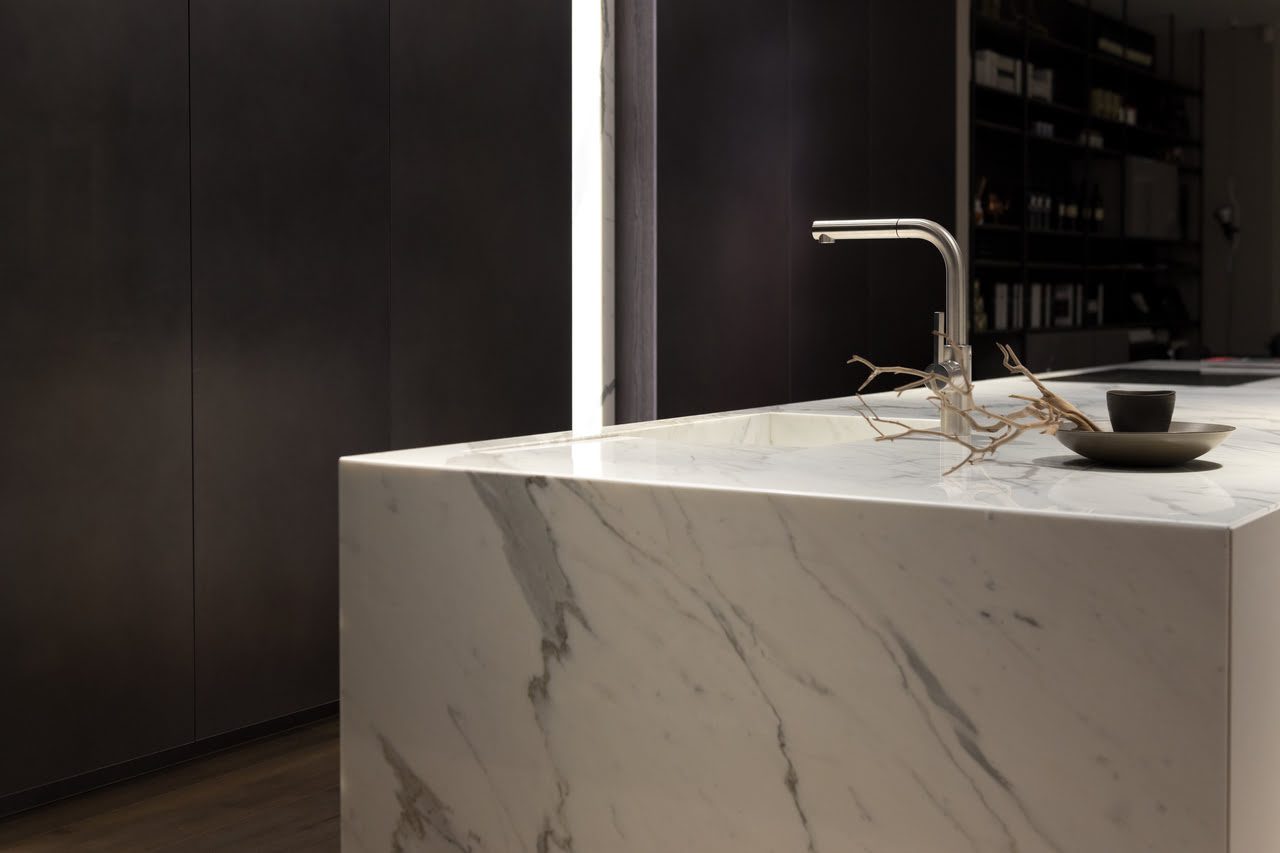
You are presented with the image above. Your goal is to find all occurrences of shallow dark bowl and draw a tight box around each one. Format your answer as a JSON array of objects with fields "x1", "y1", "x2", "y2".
[
  {"x1": 1107, "y1": 389, "x2": 1175, "y2": 433},
  {"x1": 1056, "y1": 421, "x2": 1234, "y2": 467}
]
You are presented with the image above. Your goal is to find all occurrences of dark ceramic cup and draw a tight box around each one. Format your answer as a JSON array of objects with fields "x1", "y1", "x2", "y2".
[{"x1": 1107, "y1": 389, "x2": 1175, "y2": 432}]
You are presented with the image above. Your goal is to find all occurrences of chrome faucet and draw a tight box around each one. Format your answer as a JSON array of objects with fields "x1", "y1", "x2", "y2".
[{"x1": 811, "y1": 218, "x2": 972, "y2": 436}]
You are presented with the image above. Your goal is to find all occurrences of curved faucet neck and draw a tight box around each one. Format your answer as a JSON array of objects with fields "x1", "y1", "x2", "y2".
[
  {"x1": 810, "y1": 218, "x2": 968, "y2": 350},
  {"x1": 892, "y1": 219, "x2": 966, "y2": 350},
  {"x1": 810, "y1": 217, "x2": 972, "y2": 437}
]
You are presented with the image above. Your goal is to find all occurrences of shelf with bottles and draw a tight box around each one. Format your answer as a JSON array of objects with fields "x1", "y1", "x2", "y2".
[
  {"x1": 970, "y1": 170, "x2": 1023, "y2": 230},
  {"x1": 971, "y1": 56, "x2": 1201, "y2": 152},
  {"x1": 971, "y1": 278, "x2": 1111, "y2": 336},
  {"x1": 1088, "y1": 47, "x2": 1202, "y2": 98},
  {"x1": 1023, "y1": 180, "x2": 1109, "y2": 236},
  {"x1": 1027, "y1": 128, "x2": 1125, "y2": 159},
  {"x1": 1086, "y1": 110, "x2": 1200, "y2": 149},
  {"x1": 970, "y1": 279, "x2": 1191, "y2": 338},
  {"x1": 973, "y1": 2, "x2": 1200, "y2": 96}
]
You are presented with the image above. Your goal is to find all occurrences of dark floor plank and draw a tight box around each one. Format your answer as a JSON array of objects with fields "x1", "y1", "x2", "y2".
[{"x1": 0, "y1": 719, "x2": 338, "y2": 852}]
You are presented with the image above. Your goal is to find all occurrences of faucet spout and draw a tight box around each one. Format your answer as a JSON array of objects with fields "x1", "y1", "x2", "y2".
[
  {"x1": 811, "y1": 218, "x2": 967, "y2": 349},
  {"x1": 811, "y1": 217, "x2": 972, "y2": 436}
]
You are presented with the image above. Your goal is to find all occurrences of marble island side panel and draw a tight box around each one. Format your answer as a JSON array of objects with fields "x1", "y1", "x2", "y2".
[{"x1": 340, "y1": 462, "x2": 1229, "y2": 853}]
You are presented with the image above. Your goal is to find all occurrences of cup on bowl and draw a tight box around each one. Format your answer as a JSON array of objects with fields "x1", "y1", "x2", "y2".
[{"x1": 1106, "y1": 389, "x2": 1175, "y2": 432}]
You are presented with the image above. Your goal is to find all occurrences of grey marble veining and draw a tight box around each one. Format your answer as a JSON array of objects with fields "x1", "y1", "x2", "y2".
[{"x1": 340, "y1": 361, "x2": 1280, "y2": 852}]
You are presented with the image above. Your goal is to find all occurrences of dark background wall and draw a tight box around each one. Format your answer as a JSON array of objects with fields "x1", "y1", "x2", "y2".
[
  {"x1": 655, "y1": 0, "x2": 792, "y2": 417},
  {"x1": 649, "y1": 0, "x2": 958, "y2": 418},
  {"x1": 189, "y1": 0, "x2": 392, "y2": 739},
  {"x1": 1, "y1": 0, "x2": 951, "y2": 810},
  {"x1": 0, "y1": 0, "x2": 194, "y2": 800},
  {"x1": 0, "y1": 0, "x2": 570, "y2": 810},
  {"x1": 390, "y1": 0, "x2": 570, "y2": 448}
]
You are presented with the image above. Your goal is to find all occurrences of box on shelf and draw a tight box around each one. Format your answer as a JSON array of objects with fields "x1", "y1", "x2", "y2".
[
  {"x1": 1124, "y1": 47, "x2": 1154, "y2": 68},
  {"x1": 993, "y1": 282, "x2": 1010, "y2": 331},
  {"x1": 1051, "y1": 284, "x2": 1075, "y2": 328},
  {"x1": 1077, "y1": 129, "x2": 1105, "y2": 149},
  {"x1": 1028, "y1": 65, "x2": 1054, "y2": 102},
  {"x1": 976, "y1": 50, "x2": 1022, "y2": 94}
]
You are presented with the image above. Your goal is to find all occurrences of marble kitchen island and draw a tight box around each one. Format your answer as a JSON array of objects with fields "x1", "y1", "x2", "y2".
[{"x1": 340, "y1": 363, "x2": 1280, "y2": 853}]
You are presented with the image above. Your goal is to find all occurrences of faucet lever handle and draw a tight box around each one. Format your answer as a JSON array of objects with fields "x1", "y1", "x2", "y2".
[{"x1": 933, "y1": 311, "x2": 946, "y2": 365}]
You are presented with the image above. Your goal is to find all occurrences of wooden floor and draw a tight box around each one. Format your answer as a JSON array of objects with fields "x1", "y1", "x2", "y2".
[{"x1": 0, "y1": 718, "x2": 339, "y2": 852}]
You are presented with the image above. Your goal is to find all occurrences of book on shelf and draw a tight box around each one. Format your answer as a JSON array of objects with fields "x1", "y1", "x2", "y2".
[{"x1": 1051, "y1": 284, "x2": 1074, "y2": 328}]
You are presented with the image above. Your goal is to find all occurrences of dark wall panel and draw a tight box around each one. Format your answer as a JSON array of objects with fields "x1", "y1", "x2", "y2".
[
  {"x1": 788, "y1": 0, "x2": 872, "y2": 403},
  {"x1": 191, "y1": 0, "x2": 390, "y2": 737},
  {"x1": 650, "y1": 0, "x2": 956, "y2": 415},
  {"x1": 0, "y1": 0, "x2": 194, "y2": 794},
  {"x1": 656, "y1": 0, "x2": 791, "y2": 418},
  {"x1": 616, "y1": 0, "x2": 658, "y2": 424},
  {"x1": 866, "y1": 0, "x2": 958, "y2": 374},
  {"x1": 390, "y1": 0, "x2": 571, "y2": 448}
]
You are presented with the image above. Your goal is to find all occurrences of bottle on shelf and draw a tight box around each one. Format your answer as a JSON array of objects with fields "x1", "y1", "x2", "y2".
[
  {"x1": 973, "y1": 280, "x2": 989, "y2": 333},
  {"x1": 1063, "y1": 185, "x2": 1078, "y2": 233},
  {"x1": 1028, "y1": 191, "x2": 1046, "y2": 231}
]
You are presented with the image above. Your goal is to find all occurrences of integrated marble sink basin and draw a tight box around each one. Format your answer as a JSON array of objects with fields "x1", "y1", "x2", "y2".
[{"x1": 614, "y1": 411, "x2": 930, "y2": 448}]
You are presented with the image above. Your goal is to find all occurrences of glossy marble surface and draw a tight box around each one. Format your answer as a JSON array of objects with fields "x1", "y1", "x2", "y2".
[
  {"x1": 350, "y1": 361, "x2": 1280, "y2": 528},
  {"x1": 340, "y1": 361, "x2": 1279, "y2": 853}
]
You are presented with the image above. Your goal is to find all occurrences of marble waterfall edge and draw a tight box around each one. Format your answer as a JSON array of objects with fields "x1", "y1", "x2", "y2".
[{"x1": 340, "y1": 463, "x2": 1228, "y2": 853}]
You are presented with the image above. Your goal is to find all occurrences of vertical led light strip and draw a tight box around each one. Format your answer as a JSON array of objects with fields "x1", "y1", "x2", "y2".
[{"x1": 571, "y1": 0, "x2": 616, "y2": 435}]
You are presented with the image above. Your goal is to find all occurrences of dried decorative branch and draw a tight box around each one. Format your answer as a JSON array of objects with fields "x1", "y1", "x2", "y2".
[
  {"x1": 846, "y1": 336, "x2": 1098, "y2": 474},
  {"x1": 996, "y1": 342, "x2": 1101, "y2": 431}
]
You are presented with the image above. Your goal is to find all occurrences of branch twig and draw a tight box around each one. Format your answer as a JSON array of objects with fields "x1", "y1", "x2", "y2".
[{"x1": 846, "y1": 339, "x2": 1097, "y2": 474}]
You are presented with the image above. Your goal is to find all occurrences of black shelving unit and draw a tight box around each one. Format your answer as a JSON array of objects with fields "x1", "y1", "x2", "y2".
[{"x1": 968, "y1": 0, "x2": 1204, "y2": 376}]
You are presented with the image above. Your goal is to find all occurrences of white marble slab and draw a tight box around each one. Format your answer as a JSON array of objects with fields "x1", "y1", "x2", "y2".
[
  {"x1": 350, "y1": 362, "x2": 1280, "y2": 529},
  {"x1": 340, "y1": 362, "x2": 1280, "y2": 852}
]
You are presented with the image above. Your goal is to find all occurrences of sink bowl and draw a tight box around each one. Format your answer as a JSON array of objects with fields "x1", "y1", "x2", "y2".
[{"x1": 616, "y1": 412, "x2": 934, "y2": 449}]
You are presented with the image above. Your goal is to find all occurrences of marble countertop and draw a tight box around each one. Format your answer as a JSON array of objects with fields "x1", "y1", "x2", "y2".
[{"x1": 346, "y1": 361, "x2": 1280, "y2": 529}]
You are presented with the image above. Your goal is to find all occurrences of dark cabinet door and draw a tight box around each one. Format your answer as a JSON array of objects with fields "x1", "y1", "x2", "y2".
[
  {"x1": 865, "y1": 0, "x2": 957, "y2": 373},
  {"x1": 190, "y1": 0, "x2": 390, "y2": 737},
  {"x1": 655, "y1": 0, "x2": 791, "y2": 418},
  {"x1": 788, "y1": 0, "x2": 872, "y2": 404},
  {"x1": 0, "y1": 0, "x2": 194, "y2": 796},
  {"x1": 390, "y1": 0, "x2": 571, "y2": 448}
]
